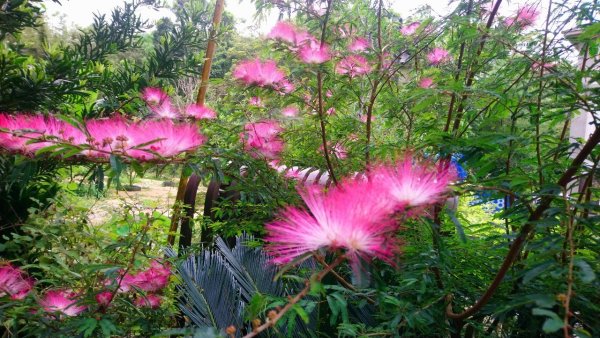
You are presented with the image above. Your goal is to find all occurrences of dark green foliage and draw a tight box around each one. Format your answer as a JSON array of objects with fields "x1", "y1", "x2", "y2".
[{"x1": 0, "y1": 155, "x2": 60, "y2": 251}]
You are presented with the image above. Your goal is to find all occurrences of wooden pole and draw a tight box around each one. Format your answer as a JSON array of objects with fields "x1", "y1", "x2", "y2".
[{"x1": 168, "y1": 0, "x2": 226, "y2": 247}]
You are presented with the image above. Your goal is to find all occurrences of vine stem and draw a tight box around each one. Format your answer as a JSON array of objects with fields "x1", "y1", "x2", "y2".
[{"x1": 242, "y1": 254, "x2": 346, "y2": 338}]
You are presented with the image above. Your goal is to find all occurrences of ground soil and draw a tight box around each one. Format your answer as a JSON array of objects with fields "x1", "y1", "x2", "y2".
[{"x1": 87, "y1": 178, "x2": 206, "y2": 226}]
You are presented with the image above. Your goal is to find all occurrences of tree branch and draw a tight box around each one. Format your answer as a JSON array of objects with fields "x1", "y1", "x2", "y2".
[{"x1": 446, "y1": 125, "x2": 600, "y2": 320}]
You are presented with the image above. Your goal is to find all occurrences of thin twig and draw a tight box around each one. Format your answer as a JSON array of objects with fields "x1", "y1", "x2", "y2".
[
  {"x1": 242, "y1": 254, "x2": 346, "y2": 338},
  {"x1": 316, "y1": 0, "x2": 338, "y2": 185}
]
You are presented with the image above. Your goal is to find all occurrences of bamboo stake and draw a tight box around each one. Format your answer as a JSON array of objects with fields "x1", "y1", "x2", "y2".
[{"x1": 168, "y1": 0, "x2": 226, "y2": 247}]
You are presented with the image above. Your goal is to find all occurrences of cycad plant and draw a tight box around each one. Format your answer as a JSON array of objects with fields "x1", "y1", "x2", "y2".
[{"x1": 167, "y1": 235, "x2": 316, "y2": 337}]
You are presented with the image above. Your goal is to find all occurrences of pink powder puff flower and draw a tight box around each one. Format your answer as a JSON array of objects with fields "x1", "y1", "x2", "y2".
[
  {"x1": 151, "y1": 98, "x2": 179, "y2": 119},
  {"x1": 274, "y1": 79, "x2": 295, "y2": 95},
  {"x1": 281, "y1": 106, "x2": 299, "y2": 117},
  {"x1": 241, "y1": 120, "x2": 284, "y2": 159},
  {"x1": 185, "y1": 104, "x2": 217, "y2": 119},
  {"x1": 326, "y1": 89, "x2": 333, "y2": 98},
  {"x1": 39, "y1": 290, "x2": 86, "y2": 317},
  {"x1": 505, "y1": 5, "x2": 539, "y2": 28},
  {"x1": 133, "y1": 261, "x2": 171, "y2": 293},
  {"x1": 427, "y1": 48, "x2": 450, "y2": 65},
  {"x1": 326, "y1": 107, "x2": 336, "y2": 115},
  {"x1": 129, "y1": 120, "x2": 206, "y2": 160},
  {"x1": 401, "y1": 22, "x2": 421, "y2": 36},
  {"x1": 134, "y1": 294, "x2": 162, "y2": 309},
  {"x1": 102, "y1": 271, "x2": 136, "y2": 293},
  {"x1": 371, "y1": 157, "x2": 455, "y2": 210},
  {"x1": 267, "y1": 21, "x2": 298, "y2": 44},
  {"x1": 293, "y1": 31, "x2": 318, "y2": 49},
  {"x1": 335, "y1": 55, "x2": 372, "y2": 77},
  {"x1": 232, "y1": 59, "x2": 287, "y2": 89},
  {"x1": 298, "y1": 41, "x2": 331, "y2": 64},
  {"x1": 141, "y1": 87, "x2": 169, "y2": 106},
  {"x1": 95, "y1": 291, "x2": 113, "y2": 307},
  {"x1": 0, "y1": 114, "x2": 85, "y2": 154},
  {"x1": 84, "y1": 116, "x2": 132, "y2": 158},
  {"x1": 265, "y1": 180, "x2": 400, "y2": 268},
  {"x1": 0, "y1": 264, "x2": 34, "y2": 300},
  {"x1": 249, "y1": 96, "x2": 264, "y2": 107},
  {"x1": 349, "y1": 37, "x2": 370, "y2": 52},
  {"x1": 419, "y1": 77, "x2": 435, "y2": 88},
  {"x1": 39, "y1": 116, "x2": 85, "y2": 148}
]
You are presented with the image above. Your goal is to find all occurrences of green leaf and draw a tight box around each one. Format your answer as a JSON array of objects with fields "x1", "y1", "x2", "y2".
[
  {"x1": 292, "y1": 303, "x2": 310, "y2": 324},
  {"x1": 99, "y1": 319, "x2": 117, "y2": 337},
  {"x1": 532, "y1": 308, "x2": 560, "y2": 319},
  {"x1": 77, "y1": 318, "x2": 97, "y2": 337},
  {"x1": 116, "y1": 225, "x2": 130, "y2": 237},
  {"x1": 541, "y1": 317, "x2": 564, "y2": 333},
  {"x1": 527, "y1": 294, "x2": 556, "y2": 308},
  {"x1": 109, "y1": 154, "x2": 123, "y2": 174},
  {"x1": 309, "y1": 280, "x2": 323, "y2": 296},
  {"x1": 523, "y1": 261, "x2": 552, "y2": 284},
  {"x1": 574, "y1": 328, "x2": 593, "y2": 338},
  {"x1": 327, "y1": 292, "x2": 349, "y2": 325},
  {"x1": 574, "y1": 259, "x2": 596, "y2": 283},
  {"x1": 130, "y1": 161, "x2": 144, "y2": 177}
]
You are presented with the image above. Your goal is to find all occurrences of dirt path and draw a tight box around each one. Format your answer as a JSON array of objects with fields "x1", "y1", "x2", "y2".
[{"x1": 87, "y1": 178, "x2": 206, "y2": 226}]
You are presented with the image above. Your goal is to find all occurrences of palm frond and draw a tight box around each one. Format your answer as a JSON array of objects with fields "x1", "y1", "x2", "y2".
[{"x1": 167, "y1": 235, "x2": 316, "y2": 337}]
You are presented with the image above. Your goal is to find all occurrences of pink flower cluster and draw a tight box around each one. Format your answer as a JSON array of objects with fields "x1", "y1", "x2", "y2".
[
  {"x1": 266, "y1": 156, "x2": 455, "y2": 269},
  {"x1": 281, "y1": 106, "x2": 299, "y2": 117},
  {"x1": 400, "y1": 22, "x2": 421, "y2": 36},
  {"x1": 348, "y1": 37, "x2": 371, "y2": 52},
  {"x1": 232, "y1": 59, "x2": 294, "y2": 94},
  {"x1": 141, "y1": 87, "x2": 218, "y2": 120},
  {"x1": 335, "y1": 55, "x2": 372, "y2": 78},
  {"x1": 267, "y1": 21, "x2": 331, "y2": 64},
  {"x1": 101, "y1": 260, "x2": 171, "y2": 309},
  {"x1": 39, "y1": 290, "x2": 87, "y2": 317},
  {"x1": 0, "y1": 264, "x2": 33, "y2": 300},
  {"x1": 419, "y1": 77, "x2": 435, "y2": 88},
  {"x1": 0, "y1": 113, "x2": 206, "y2": 161},
  {"x1": 240, "y1": 120, "x2": 285, "y2": 159},
  {"x1": 427, "y1": 48, "x2": 450, "y2": 65},
  {"x1": 504, "y1": 5, "x2": 539, "y2": 28}
]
